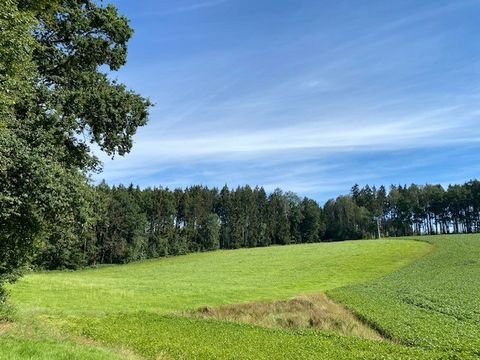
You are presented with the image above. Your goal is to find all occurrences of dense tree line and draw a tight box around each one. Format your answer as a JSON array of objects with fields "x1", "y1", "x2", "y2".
[
  {"x1": 33, "y1": 185, "x2": 326, "y2": 268},
  {"x1": 366, "y1": 181, "x2": 480, "y2": 237},
  {"x1": 31, "y1": 179, "x2": 480, "y2": 270},
  {"x1": 324, "y1": 180, "x2": 480, "y2": 239}
]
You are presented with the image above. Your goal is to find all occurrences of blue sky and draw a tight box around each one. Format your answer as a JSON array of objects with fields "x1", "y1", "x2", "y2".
[{"x1": 95, "y1": 0, "x2": 480, "y2": 203}]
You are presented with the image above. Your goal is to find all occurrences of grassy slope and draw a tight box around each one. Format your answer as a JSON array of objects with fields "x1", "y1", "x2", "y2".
[
  {"x1": 0, "y1": 319, "x2": 128, "y2": 360},
  {"x1": 9, "y1": 240, "x2": 430, "y2": 315},
  {"x1": 1, "y1": 239, "x2": 452, "y2": 359},
  {"x1": 329, "y1": 235, "x2": 480, "y2": 358},
  {"x1": 0, "y1": 337, "x2": 126, "y2": 360},
  {"x1": 64, "y1": 314, "x2": 444, "y2": 360}
]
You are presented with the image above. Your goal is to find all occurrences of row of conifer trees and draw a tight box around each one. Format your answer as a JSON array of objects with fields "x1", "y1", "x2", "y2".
[{"x1": 32, "y1": 180, "x2": 480, "y2": 269}]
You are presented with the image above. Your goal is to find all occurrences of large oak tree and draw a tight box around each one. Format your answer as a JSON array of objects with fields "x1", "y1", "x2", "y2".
[{"x1": 0, "y1": 0, "x2": 150, "y2": 301}]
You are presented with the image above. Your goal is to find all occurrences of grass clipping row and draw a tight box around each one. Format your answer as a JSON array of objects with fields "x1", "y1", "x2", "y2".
[{"x1": 191, "y1": 294, "x2": 383, "y2": 341}]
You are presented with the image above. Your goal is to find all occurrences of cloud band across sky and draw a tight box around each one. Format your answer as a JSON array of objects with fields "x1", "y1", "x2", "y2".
[{"x1": 95, "y1": 0, "x2": 480, "y2": 202}]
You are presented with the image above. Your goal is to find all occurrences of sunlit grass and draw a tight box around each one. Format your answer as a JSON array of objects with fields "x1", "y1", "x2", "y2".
[
  {"x1": 0, "y1": 318, "x2": 130, "y2": 360},
  {"x1": 2, "y1": 239, "x2": 440, "y2": 359},
  {"x1": 64, "y1": 312, "x2": 443, "y2": 360},
  {"x1": 9, "y1": 240, "x2": 430, "y2": 315}
]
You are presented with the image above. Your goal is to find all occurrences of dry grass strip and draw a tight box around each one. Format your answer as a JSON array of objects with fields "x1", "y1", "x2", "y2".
[{"x1": 191, "y1": 294, "x2": 383, "y2": 341}]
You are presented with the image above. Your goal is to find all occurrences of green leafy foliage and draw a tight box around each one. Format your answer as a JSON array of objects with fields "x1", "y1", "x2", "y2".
[
  {"x1": 45, "y1": 184, "x2": 326, "y2": 268},
  {"x1": 17, "y1": 0, "x2": 151, "y2": 164},
  {"x1": 1, "y1": 0, "x2": 150, "y2": 300},
  {"x1": 324, "y1": 196, "x2": 371, "y2": 240},
  {"x1": 0, "y1": 0, "x2": 34, "y2": 120},
  {"x1": 347, "y1": 181, "x2": 480, "y2": 238},
  {"x1": 197, "y1": 213, "x2": 220, "y2": 251},
  {"x1": 0, "y1": 2, "x2": 36, "y2": 295}
]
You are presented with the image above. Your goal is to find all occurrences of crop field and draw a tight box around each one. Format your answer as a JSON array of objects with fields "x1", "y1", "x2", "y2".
[
  {"x1": 0, "y1": 236, "x2": 478, "y2": 359},
  {"x1": 329, "y1": 235, "x2": 480, "y2": 357}
]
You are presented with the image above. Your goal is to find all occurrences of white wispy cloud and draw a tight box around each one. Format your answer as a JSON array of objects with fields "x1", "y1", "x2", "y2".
[
  {"x1": 95, "y1": 0, "x2": 480, "y2": 200},
  {"x1": 142, "y1": 0, "x2": 228, "y2": 17},
  {"x1": 96, "y1": 104, "x2": 478, "y2": 186}
]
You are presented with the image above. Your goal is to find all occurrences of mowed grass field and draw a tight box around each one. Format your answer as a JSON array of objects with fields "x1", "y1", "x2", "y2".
[
  {"x1": 9, "y1": 240, "x2": 429, "y2": 315},
  {"x1": 0, "y1": 236, "x2": 478, "y2": 359}
]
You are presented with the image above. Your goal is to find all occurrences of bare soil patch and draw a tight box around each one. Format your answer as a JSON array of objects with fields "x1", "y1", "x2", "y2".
[{"x1": 0, "y1": 322, "x2": 12, "y2": 335}]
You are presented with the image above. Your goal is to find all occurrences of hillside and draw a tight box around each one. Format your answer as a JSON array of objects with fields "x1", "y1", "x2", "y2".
[{"x1": 1, "y1": 236, "x2": 478, "y2": 359}]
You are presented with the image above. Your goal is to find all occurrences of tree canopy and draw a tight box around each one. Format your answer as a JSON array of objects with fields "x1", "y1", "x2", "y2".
[{"x1": 0, "y1": 0, "x2": 150, "y2": 302}]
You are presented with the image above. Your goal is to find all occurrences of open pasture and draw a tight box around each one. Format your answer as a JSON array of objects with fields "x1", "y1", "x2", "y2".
[{"x1": 2, "y1": 236, "x2": 479, "y2": 359}]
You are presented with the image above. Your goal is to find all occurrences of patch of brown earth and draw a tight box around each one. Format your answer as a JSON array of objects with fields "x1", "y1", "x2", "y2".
[
  {"x1": 0, "y1": 322, "x2": 12, "y2": 335},
  {"x1": 192, "y1": 294, "x2": 383, "y2": 341}
]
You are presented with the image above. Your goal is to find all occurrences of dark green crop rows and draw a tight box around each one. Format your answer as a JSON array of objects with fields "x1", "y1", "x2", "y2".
[
  {"x1": 329, "y1": 234, "x2": 480, "y2": 358},
  {"x1": 65, "y1": 313, "x2": 446, "y2": 360}
]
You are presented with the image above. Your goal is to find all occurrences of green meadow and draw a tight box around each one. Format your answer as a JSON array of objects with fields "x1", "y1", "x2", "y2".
[
  {"x1": 9, "y1": 240, "x2": 429, "y2": 315},
  {"x1": 1, "y1": 236, "x2": 479, "y2": 359}
]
